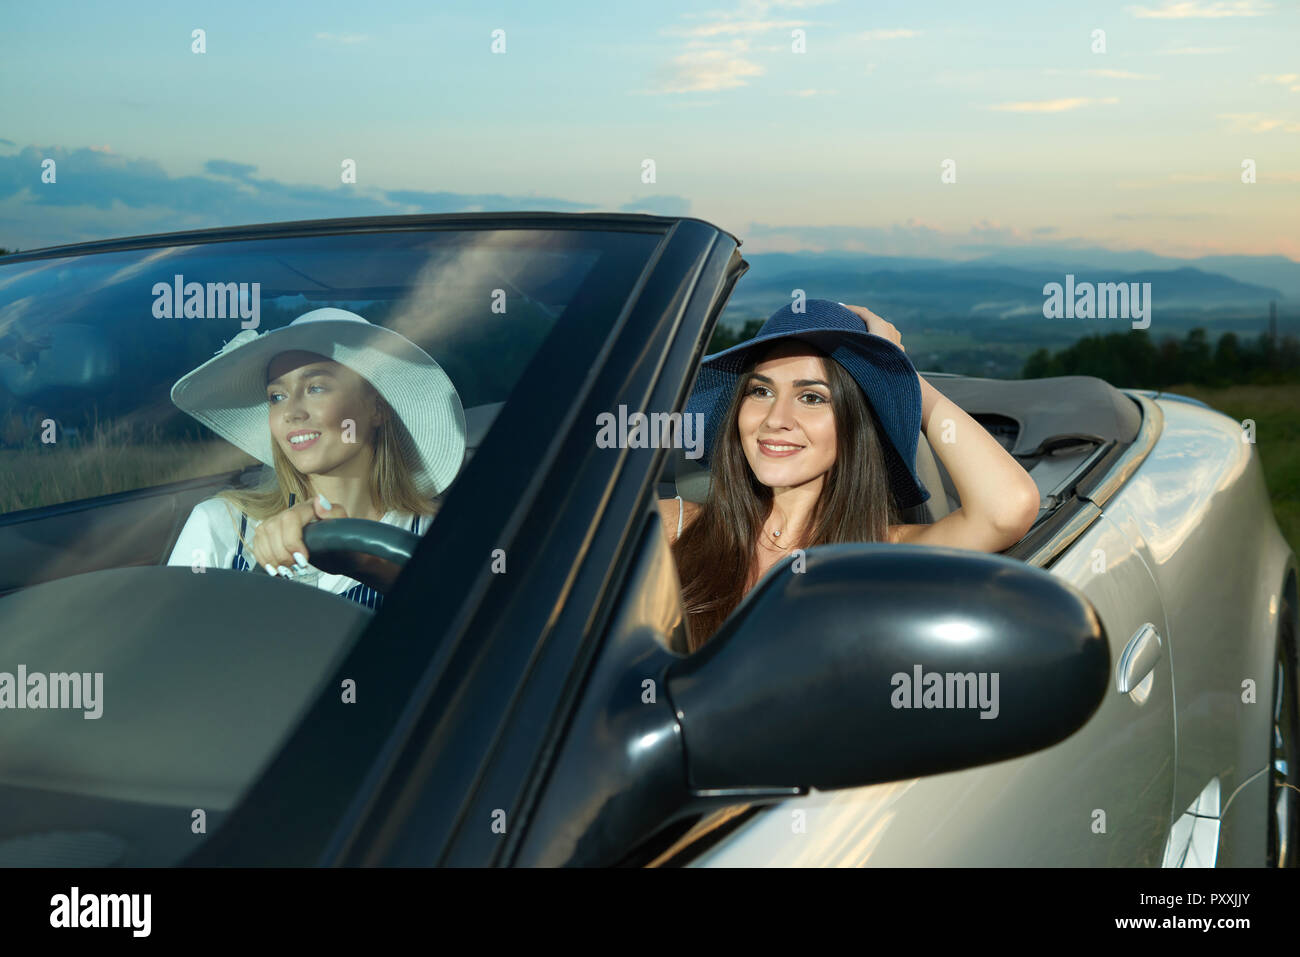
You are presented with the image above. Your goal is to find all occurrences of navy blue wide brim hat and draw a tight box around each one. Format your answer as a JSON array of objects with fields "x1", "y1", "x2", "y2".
[{"x1": 685, "y1": 299, "x2": 931, "y2": 509}]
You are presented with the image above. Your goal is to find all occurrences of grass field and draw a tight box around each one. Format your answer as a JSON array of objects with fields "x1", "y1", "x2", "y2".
[
  {"x1": 0, "y1": 429, "x2": 254, "y2": 514},
  {"x1": 1159, "y1": 382, "x2": 1300, "y2": 559}
]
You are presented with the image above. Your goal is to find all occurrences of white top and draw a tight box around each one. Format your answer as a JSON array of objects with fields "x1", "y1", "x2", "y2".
[{"x1": 166, "y1": 496, "x2": 424, "y2": 597}]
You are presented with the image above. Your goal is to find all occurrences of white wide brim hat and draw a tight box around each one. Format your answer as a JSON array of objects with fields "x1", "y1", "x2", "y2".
[{"x1": 171, "y1": 308, "x2": 466, "y2": 497}]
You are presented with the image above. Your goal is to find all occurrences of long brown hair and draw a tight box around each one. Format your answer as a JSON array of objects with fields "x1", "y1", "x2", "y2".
[
  {"x1": 215, "y1": 383, "x2": 439, "y2": 552},
  {"x1": 672, "y1": 342, "x2": 900, "y2": 651}
]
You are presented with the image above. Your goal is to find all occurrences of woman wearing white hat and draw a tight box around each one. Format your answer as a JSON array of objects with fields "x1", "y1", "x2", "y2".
[{"x1": 166, "y1": 308, "x2": 467, "y2": 610}]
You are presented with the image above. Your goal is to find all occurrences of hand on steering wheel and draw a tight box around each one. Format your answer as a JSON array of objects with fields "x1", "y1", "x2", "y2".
[
  {"x1": 251, "y1": 493, "x2": 349, "y2": 578},
  {"x1": 253, "y1": 494, "x2": 420, "y2": 594},
  {"x1": 302, "y1": 518, "x2": 420, "y2": 593}
]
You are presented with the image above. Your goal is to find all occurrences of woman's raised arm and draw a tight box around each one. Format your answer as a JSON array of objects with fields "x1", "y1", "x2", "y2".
[
  {"x1": 899, "y1": 377, "x2": 1040, "y2": 552},
  {"x1": 839, "y1": 302, "x2": 1038, "y2": 553}
]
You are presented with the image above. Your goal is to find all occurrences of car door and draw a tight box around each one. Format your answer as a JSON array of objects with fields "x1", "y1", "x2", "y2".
[{"x1": 1095, "y1": 401, "x2": 1285, "y2": 868}]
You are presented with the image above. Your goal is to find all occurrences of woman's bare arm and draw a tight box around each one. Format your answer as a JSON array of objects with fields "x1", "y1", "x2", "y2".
[
  {"x1": 839, "y1": 302, "x2": 1038, "y2": 553},
  {"x1": 898, "y1": 378, "x2": 1040, "y2": 551}
]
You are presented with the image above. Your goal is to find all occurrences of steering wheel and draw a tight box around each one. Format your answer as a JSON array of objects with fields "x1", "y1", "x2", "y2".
[{"x1": 302, "y1": 519, "x2": 420, "y2": 593}]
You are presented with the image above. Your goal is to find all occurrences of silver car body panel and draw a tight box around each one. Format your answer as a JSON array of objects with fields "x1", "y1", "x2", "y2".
[
  {"x1": 1101, "y1": 398, "x2": 1291, "y2": 867},
  {"x1": 692, "y1": 395, "x2": 1293, "y2": 866}
]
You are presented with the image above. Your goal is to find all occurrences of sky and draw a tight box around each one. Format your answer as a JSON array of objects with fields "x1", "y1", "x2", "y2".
[{"x1": 1, "y1": 0, "x2": 1297, "y2": 260}]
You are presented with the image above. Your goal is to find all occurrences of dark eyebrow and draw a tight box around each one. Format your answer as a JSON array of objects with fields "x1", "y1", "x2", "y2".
[
  {"x1": 749, "y1": 373, "x2": 829, "y2": 388},
  {"x1": 266, "y1": 367, "x2": 336, "y2": 388}
]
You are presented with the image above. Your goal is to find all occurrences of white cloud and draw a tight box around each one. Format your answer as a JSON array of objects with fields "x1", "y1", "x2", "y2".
[
  {"x1": 651, "y1": 0, "x2": 825, "y2": 94},
  {"x1": 667, "y1": 19, "x2": 807, "y2": 38},
  {"x1": 1218, "y1": 112, "x2": 1300, "y2": 132},
  {"x1": 1085, "y1": 69, "x2": 1158, "y2": 80},
  {"x1": 1258, "y1": 73, "x2": 1300, "y2": 92},
  {"x1": 654, "y1": 48, "x2": 765, "y2": 93},
  {"x1": 1128, "y1": 0, "x2": 1271, "y2": 17},
  {"x1": 987, "y1": 97, "x2": 1119, "y2": 113},
  {"x1": 858, "y1": 28, "x2": 921, "y2": 40}
]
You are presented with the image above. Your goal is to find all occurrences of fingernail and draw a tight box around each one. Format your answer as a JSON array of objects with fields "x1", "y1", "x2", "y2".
[
  {"x1": 293, "y1": 551, "x2": 307, "y2": 566},
  {"x1": 278, "y1": 565, "x2": 292, "y2": 578},
  {"x1": 264, "y1": 563, "x2": 277, "y2": 576},
  {"x1": 318, "y1": 493, "x2": 332, "y2": 510}
]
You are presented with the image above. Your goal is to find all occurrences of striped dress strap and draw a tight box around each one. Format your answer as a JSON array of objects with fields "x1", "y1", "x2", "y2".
[
  {"x1": 232, "y1": 512, "x2": 250, "y2": 569},
  {"x1": 340, "y1": 581, "x2": 382, "y2": 611}
]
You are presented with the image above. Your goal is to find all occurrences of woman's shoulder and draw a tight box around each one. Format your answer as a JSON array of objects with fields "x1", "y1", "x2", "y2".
[
  {"x1": 168, "y1": 495, "x2": 243, "y2": 567},
  {"x1": 178, "y1": 496, "x2": 249, "y2": 543},
  {"x1": 187, "y1": 495, "x2": 243, "y2": 525}
]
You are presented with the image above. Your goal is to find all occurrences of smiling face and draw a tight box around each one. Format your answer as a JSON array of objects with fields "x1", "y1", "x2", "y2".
[
  {"x1": 265, "y1": 351, "x2": 384, "y2": 479},
  {"x1": 735, "y1": 342, "x2": 838, "y2": 494}
]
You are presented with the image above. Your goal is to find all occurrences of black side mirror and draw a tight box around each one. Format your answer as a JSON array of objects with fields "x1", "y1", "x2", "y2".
[{"x1": 665, "y1": 544, "x2": 1109, "y2": 793}]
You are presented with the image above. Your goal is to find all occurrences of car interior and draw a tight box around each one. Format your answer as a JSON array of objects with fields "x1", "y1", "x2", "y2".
[
  {"x1": 0, "y1": 402, "x2": 505, "y2": 600},
  {"x1": 0, "y1": 370, "x2": 1143, "y2": 602}
]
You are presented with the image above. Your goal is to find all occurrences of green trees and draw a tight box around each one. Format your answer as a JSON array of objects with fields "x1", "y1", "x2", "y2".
[{"x1": 1021, "y1": 328, "x2": 1298, "y2": 388}]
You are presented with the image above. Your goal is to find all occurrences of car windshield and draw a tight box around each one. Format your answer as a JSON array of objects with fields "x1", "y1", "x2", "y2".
[{"x1": 0, "y1": 224, "x2": 662, "y2": 865}]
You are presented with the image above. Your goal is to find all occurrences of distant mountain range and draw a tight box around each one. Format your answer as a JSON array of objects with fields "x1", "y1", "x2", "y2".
[
  {"x1": 969, "y1": 248, "x2": 1300, "y2": 300},
  {"x1": 724, "y1": 250, "x2": 1297, "y2": 324}
]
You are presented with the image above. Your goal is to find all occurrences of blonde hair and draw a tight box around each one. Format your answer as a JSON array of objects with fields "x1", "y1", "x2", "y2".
[{"x1": 215, "y1": 387, "x2": 440, "y2": 554}]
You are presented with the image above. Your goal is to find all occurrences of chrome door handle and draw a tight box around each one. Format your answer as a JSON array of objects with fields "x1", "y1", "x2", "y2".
[{"x1": 1117, "y1": 622, "x2": 1162, "y2": 694}]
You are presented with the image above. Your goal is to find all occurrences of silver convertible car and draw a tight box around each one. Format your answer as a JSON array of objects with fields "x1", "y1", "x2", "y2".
[{"x1": 0, "y1": 213, "x2": 1294, "y2": 867}]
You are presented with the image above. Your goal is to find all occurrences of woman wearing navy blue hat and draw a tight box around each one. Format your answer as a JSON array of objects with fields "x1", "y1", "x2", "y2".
[{"x1": 659, "y1": 299, "x2": 1040, "y2": 650}]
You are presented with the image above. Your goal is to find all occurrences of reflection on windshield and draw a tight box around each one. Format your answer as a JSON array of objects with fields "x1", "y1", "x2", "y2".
[
  {"x1": 0, "y1": 229, "x2": 624, "y2": 514},
  {"x1": 0, "y1": 224, "x2": 661, "y2": 865}
]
